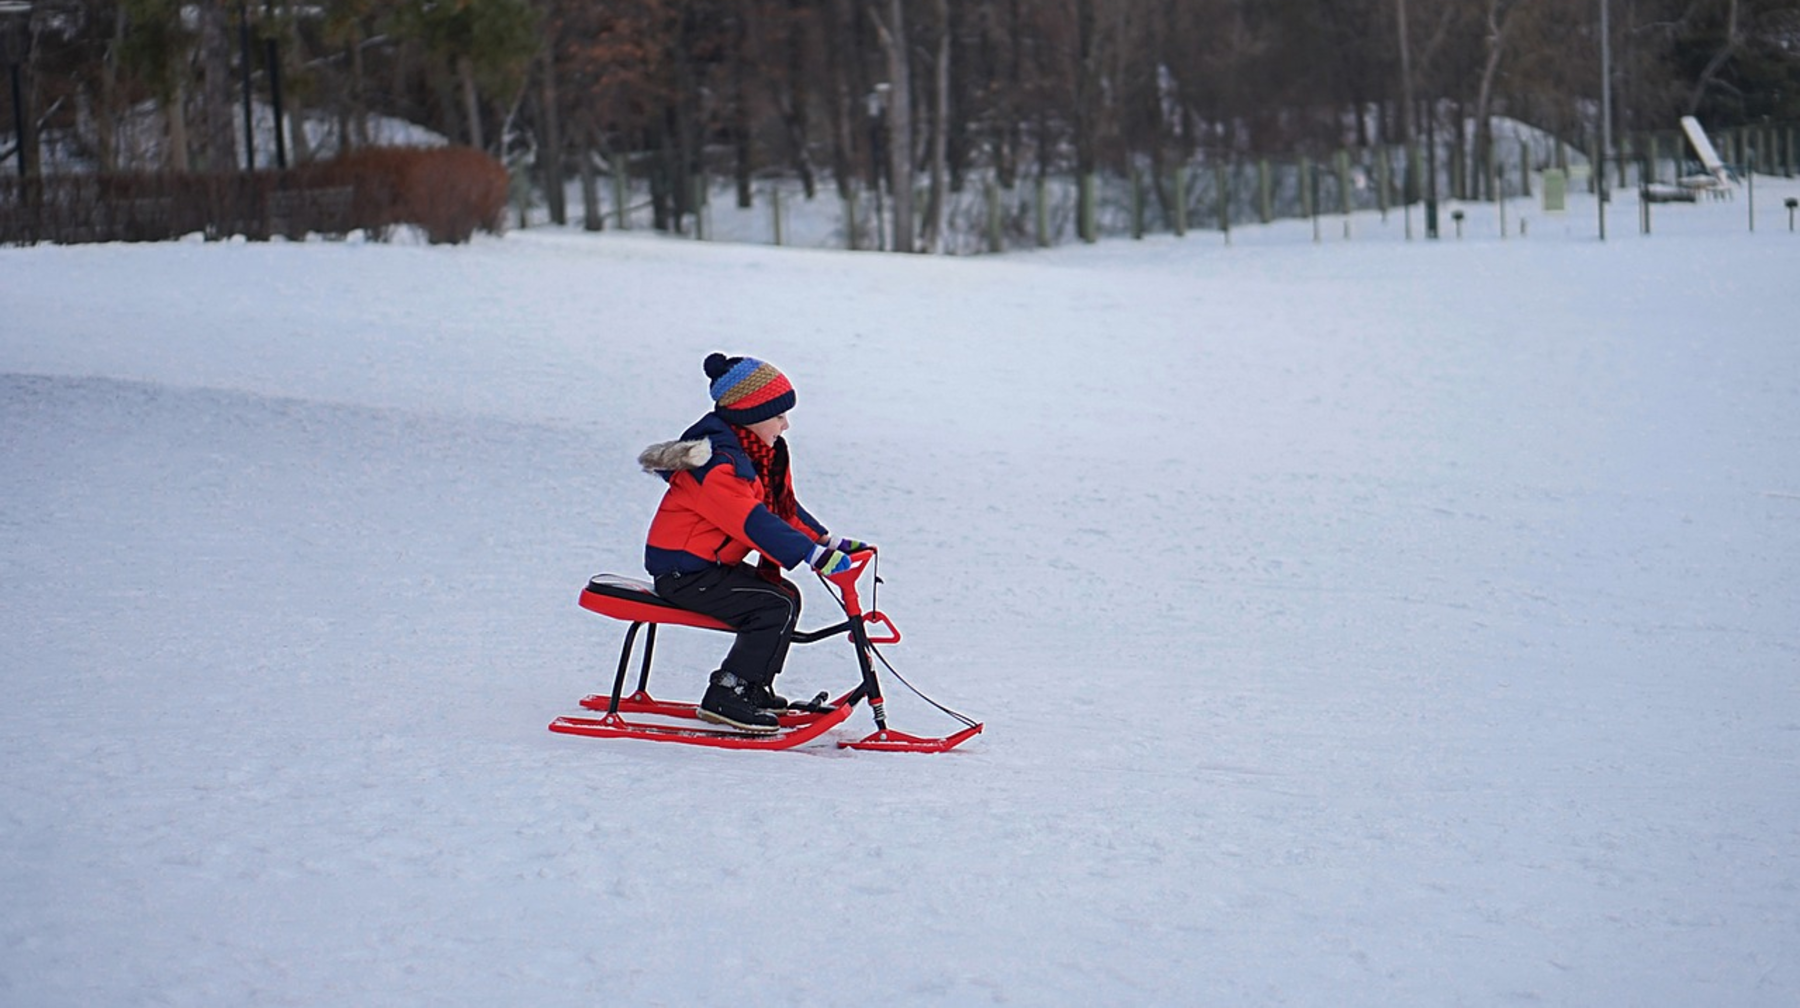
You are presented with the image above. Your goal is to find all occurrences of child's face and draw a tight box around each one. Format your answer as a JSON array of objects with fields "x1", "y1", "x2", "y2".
[{"x1": 746, "y1": 413, "x2": 790, "y2": 445}]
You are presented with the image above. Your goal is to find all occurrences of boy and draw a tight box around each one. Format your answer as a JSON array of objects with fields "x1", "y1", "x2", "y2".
[{"x1": 636, "y1": 353, "x2": 871, "y2": 732}]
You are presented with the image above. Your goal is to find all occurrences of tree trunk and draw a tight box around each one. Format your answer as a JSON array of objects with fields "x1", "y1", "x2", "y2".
[
  {"x1": 873, "y1": 0, "x2": 913, "y2": 252},
  {"x1": 780, "y1": 0, "x2": 818, "y2": 199},
  {"x1": 347, "y1": 39, "x2": 365, "y2": 150},
  {"x1": 923, "y1": 0, "x2": 949, "y2": 252},
  {"x1": 96, "y1": 4, "x2": 127, "y2": 171},
  {"x1": 459, "y1": 54, "x2": 484, "y2": 151},
  {"x1": 732, "y1": 10, "x2": 753, "y2": 209},
  {"x1": 539, "y1": 47, "x2": 566, "y2": 225},
  {"x1": 824, "y1": 0, "x2": 858, "y2": 204},
  {"x1": 1397, "y1": 0, "x2": 1417, "y2": 201},
  {"x1": 1686, "y1": 0, "x2": 1741, "y2": 114},
  {"x1": 1473, "y1": 1, "x2": 1516, "y2": 202},
  {"x1": 196, "y1": 0, "x2": 238, "y2": 172},
  {"x1": 1074, "y1": 0, "x2": 1100, "y2": 240},
  {"x1": 167, "y1": 75, "x2": 191, "y2": 172},
  {"x1": 578, "y1": 115, "x2": 603, "y2": 231},
  {"x1": 283, "y1": 16, "x2": 312, "y2": 164}
]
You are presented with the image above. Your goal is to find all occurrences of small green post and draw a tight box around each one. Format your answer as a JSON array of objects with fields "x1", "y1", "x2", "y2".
[
  {"x1": 1542, "y1": 168, "x2": 1566, "y2": 212},
  {"x1": 771, "y1": 187, "x2": 783, "y2": 246}
]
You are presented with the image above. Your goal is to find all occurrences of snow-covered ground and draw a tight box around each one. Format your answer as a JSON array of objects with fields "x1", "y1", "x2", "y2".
[{"x1": 4, "y1": 181, "x2": 1799, "y2": 1006}]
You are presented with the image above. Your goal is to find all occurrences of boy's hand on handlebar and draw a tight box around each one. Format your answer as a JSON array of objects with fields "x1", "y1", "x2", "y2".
[
  {"x1": 826, "y1": 535, "x2": 876, "y2": 554},
  {"x1": 809, "y1": 545, "x2": 855, "y2": 575}
]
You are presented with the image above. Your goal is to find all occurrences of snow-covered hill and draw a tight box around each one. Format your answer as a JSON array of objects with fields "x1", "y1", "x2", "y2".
[{"x1": 4, "y1": 183, "x2": 1799, "y2": 1006}]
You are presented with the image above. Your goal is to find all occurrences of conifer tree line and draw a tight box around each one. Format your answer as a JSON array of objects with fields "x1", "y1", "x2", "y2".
[{"x1": 6, "y1": 0, "x2": 1797, "y2": 242}]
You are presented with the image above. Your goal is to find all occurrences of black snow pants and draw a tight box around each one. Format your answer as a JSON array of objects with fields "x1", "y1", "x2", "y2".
[{"x1": 653, "y1": 564, "x2": 802, "y2": 688}]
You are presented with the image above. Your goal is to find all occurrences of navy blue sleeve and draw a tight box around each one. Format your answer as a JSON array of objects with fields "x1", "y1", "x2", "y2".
[
  {"x1": 795, "y1": 502, "x2": 828, "y2": 541},
  {"x1": 744, "y1": 505, "x2": 819, "y2": 569}
]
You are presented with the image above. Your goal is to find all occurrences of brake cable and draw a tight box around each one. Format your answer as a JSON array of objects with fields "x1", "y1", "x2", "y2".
[{"x1": 816, "y1": 552, "x2": 980, "y2": 730}]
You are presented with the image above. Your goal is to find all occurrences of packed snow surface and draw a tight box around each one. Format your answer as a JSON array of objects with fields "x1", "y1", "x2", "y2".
[{"x1": 4, "y1": 186, "x2": 1799, "y2": 1006}]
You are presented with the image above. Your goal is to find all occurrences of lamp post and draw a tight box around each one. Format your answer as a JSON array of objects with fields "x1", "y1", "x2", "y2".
[{"x1": 0, "y1": 1, "x2": 31, "y2": 180}]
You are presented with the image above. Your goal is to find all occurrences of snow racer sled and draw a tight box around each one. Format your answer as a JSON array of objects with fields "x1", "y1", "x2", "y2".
[{"x1": 549, "y1": 550, "x2": 982, "y2": 752}]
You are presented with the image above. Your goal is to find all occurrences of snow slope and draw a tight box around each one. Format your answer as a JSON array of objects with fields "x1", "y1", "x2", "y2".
[{"x1": 4, "y1": 185, "x2": 1799, "y2": 1006}]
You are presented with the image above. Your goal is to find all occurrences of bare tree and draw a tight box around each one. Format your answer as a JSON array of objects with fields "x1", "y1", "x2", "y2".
[
  {"x1": 869, "y1": 0, "x2": 912, "y2": 251},
  {"x1": 922, "y1": 0, "x2": 949, "y2": 251},
  {"x1": 1472, "y1": 0, "x2": 1529, "y2": 198},
  {"x1": 1686, "y1": 0, "x2": 1744, "y2": 112},
  {"x1": 195, "y1": 0, "x2": 238, "y2": 171}
]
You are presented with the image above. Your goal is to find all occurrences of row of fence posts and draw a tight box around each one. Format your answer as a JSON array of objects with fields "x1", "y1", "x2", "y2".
[
  {"x1": 788, "y1": 128, "x2": 1787, "y2": 251},
  {"x1": 572, "y1": 125, "x2": 1798, "y2": 249}
]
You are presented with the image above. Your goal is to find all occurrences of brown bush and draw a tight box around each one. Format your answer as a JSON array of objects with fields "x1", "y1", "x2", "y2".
[
  {"x1": 2, "y1": 146, "x2": 510, "y2": 246},
  {"x1": 310, "y1": 146, "x2": 509, "y2": 244}
]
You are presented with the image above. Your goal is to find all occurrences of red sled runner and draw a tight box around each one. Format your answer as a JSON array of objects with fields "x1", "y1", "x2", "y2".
[{"x1": 549, "y1": 550, "x2": 982, "y2": 752}]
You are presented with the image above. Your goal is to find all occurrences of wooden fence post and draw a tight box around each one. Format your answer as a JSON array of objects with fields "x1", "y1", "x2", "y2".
[
  {"x1": 1258, "y1": 159, "x2": 1273, "y2": 224},
  {"x1": 1217, "y1": 161, "x2": 1230, "y2": 245},
  {"x1": 844, "y1": 184, "x2": 859, "y2": 250},
  {"x1": 1080, "y1": 173, "x2": 1096, "y2": 243},
  {"x1": 1131, "y1": 168, "x2": 1144, "y2": 239},
  {"x1": 691, "y1": 174, "x2": 706, "y2": 240},
  {"x1": 1173, "y1": 165, "x2": 1187, "y2": 237},
  {"x1": 1376, "y1": 147, "x2": 1390, "y2": 220},
  {"x1": 986, "y1": 180, "x2": 1002, "y2": 253},
  {"x1": 612, "y1": 155, "x2": 629, "y2": 230},
  {"x1": 1298, "y1": 157, "x2": 1312, "y2": 217},
  {"x1": 1036, "y1": 176, "x2": 1049, "y2": 247}
]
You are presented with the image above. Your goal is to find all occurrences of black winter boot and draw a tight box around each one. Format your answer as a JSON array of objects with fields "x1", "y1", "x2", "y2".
[
  {"x1": 698, "y1": 672, "x2": 780, "y2": 733},
  {"x1": 747, "y1": 680, "x2": 790, "y2": 711}
]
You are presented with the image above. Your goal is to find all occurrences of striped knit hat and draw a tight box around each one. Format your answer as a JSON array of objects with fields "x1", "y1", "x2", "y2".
[{"x1": 704, "y1": 352, "x2": 796, "y2": 425}]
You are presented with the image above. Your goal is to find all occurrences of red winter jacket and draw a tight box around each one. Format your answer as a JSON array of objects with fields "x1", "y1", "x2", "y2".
[{"x1": 640, "y1": 414, "x2": 827, "y2": 576}]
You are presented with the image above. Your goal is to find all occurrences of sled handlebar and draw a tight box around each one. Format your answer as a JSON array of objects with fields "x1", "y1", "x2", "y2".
[
  {"x1": 821, "y1": 549, "x2": 878, "y2": 596},
  {"x1": 821, "y1": 549, "x2": 900, "y2": 643}
]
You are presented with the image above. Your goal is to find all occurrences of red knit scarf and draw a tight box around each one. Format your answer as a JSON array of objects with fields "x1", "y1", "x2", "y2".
[
  {"x1": 731, "y1": 425, "x2": 799, "y2": 579},
  {"x1": 731, "y1": 425, "x2": 798, "y2": 523}
]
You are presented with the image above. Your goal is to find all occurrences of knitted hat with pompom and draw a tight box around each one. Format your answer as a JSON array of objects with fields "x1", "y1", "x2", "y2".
[{"x1": 704, "y1": 353, "x2": 796, "y2": 425}]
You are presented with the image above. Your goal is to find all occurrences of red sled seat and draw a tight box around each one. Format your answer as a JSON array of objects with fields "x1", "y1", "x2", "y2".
[{"x1": 579, "y1": 573, "x2": 732, "y2": 632}]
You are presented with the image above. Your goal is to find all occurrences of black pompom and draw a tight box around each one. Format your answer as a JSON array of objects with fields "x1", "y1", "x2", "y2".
[{"x1": 703, "y1": 352, "x2": 737, "y2": 381}]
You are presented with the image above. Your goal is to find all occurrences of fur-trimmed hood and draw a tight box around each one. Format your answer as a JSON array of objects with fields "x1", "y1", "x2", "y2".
[
  {"x1": 637, "y1": 413, "x2": 757, "y2": 482},
  {"x1": 637, "y1": 437, "x2": 712, "y2": 475}
]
